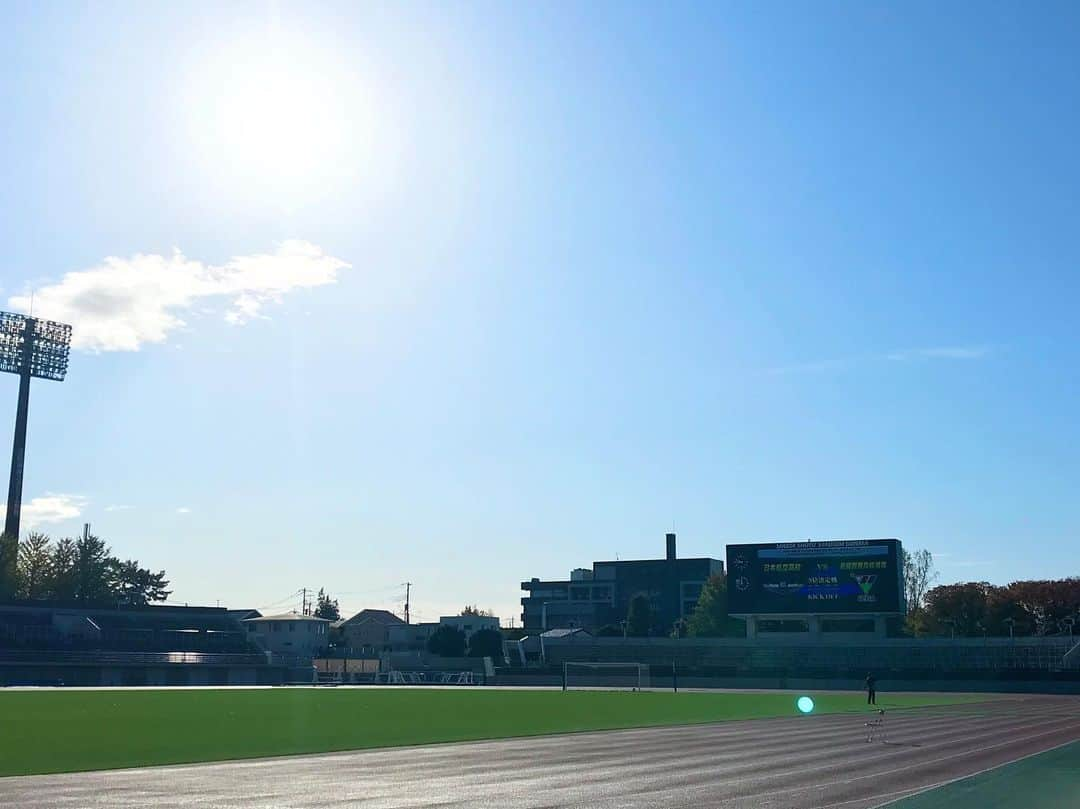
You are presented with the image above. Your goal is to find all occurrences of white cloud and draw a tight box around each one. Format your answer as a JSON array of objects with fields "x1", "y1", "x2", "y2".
[
  {"x1": 176, "y1": 507, "x2": 192, "y2": 515},
  {"x1": 770, "y1": 346, "x2": 991, "y2": 374},
  {"x1": 8, "y1": 240, "x2": 349, "y2": 352},
  {"x1": 886, "y1": 346, "x2": 990, "y2": 361},
  {"x1": 767, "y1": 358, "x2": 851, "y2": 375},
  {"x1": 1, "y1": 494, "x2": 88, "y2": 529},
  {"x1": 105, "y1": 504, "x2": 134, "y2": 512}
]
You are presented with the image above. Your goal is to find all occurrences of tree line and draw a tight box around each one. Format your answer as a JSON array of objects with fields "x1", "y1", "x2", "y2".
[
  {"x1": 0, "y1": 531, "x2": 170, "y2": 607},
  {"x1": 912, "y1": 578, "x2": 1080, "y2": 637}
]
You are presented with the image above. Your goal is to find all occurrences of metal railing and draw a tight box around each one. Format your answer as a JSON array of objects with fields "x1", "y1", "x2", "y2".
[{"x1": 0, "y1": 649, "x2": 270, "y2": 666}]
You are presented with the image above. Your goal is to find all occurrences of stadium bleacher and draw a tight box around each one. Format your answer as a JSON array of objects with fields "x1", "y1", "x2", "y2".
[{"x1": 0, "y1": 601, "x2": 301, "y2": 686}]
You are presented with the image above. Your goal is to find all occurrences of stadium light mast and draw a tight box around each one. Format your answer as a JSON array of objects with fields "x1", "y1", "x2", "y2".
[{"x1": 0, "y1": 311, "x2": 72, "y2": 541}]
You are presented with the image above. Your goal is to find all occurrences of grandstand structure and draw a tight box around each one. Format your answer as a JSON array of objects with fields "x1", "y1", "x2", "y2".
[{"x1": 0, "y1": 601, "x2": 313, "y2": 686}]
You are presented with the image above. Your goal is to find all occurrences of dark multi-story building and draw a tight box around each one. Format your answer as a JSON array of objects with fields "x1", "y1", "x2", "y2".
[{"x1": 520, "y1": 534, "x2": 723, "y2": 634}]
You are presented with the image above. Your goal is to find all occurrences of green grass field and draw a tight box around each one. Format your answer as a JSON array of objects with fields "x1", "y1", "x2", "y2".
[
  {"x1": 0, "y1": 688, "x2": 986, "y2": 777},
  {"x1": 884, "y1": 740, "x2": 1080, "y2": 809}
]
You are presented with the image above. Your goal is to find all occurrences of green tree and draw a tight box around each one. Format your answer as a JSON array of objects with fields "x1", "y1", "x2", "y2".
[
  {"x1": 467, "y1": 627, "x2": 503, "y2": 658},
  {"x1": 426, "y1": 625, "x2": 467, "y2": 656},
  {"x1": 74, "y1": 532, "x2": 114, "y2": 604},
  {"x1": 686, "y1": 574, "x2": 745, "y2": 638},
  {"x1": 49, "y1": 538, "x2": 79, "y2": 601},
  {"x1": 16, "y1": 532, "x2": 52, "y2": 599},
  {"x1": 460, "y1": 605, "x2": 494, "y2": 617},
  {"x1": 0, "y1": 532, "x2": 17, "y2": 599},
  {"x1": 112, "y1": 559, "x2": 171, "y2": 606},
  {"x1": 626, "y1": 594, "x2": 652, "y2": 637},
  {"x1": 314, "y1": 588, "x2": 340, "y2": 621}
]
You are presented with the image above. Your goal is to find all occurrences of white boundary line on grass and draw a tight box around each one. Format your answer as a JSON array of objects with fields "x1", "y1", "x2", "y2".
[{"x1": 859, "y1": 735, "x2": 1080, "y2": 809}]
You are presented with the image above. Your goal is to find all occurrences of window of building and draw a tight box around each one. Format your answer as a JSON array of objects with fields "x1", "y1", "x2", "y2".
[
  {"x1": 570, "y1": 586, "x2": 590, "y2": 601},
  {"x1": 591, "y1": 586, "x2": 611, "y2": 601},
  {"x1": 289, "y1": 623, "x2": 296, "y2": 632}
]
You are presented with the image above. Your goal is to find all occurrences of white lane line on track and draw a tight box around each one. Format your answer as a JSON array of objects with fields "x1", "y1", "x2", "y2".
[
  {"x1": 860, "y1": 735, "x2": 1080, "y2": 809},
  {"x1": 712, "y1": 720, "x2": 1080, "y2": 807},
  {"x1": 690, "y1": 713, "x2": 1080, "y2": 797}
]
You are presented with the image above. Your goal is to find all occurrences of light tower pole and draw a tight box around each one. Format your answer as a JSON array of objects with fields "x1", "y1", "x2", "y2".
[{"x1": 0, "y1": 312, "x2": 72, "y2": 542}]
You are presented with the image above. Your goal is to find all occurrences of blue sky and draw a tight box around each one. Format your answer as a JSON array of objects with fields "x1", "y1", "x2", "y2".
[{"x1": 1, "y1": 2, "x2": 1078, "y2": 623}]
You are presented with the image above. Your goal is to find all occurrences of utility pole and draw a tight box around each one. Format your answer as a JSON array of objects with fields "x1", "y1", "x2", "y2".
[
  {"x1": 301, "y1": 588, "x2": 308, "y2": 616},
  {"x1": 404, "y1": 582, "x2": 411, "y2": 625}
]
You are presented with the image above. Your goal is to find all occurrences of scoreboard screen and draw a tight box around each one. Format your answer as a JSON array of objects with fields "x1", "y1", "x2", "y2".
[{"x1": 726, "y1": 539, "x2": 905, "y2": 615}]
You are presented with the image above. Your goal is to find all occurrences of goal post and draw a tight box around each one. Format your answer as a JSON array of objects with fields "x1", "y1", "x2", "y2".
[{"x1": 562, "y1": 661, "x2": 656, "y2": 691}]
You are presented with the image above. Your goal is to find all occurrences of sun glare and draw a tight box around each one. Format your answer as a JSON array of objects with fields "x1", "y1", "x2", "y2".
[{"x1": 184, "y1": 31, "x2": 369, "y2": 202}]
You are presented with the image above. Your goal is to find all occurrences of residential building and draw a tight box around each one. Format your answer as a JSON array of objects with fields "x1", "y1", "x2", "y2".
[
  {"x1": 242, "y1": 612, "x2": 330, "y2": 659},
  {"x1": 520, "y1": 533, "x2": 722, "y2": 634},
  {"x1": 333, "y1": 608, "x2": 405, "y2": 655}
]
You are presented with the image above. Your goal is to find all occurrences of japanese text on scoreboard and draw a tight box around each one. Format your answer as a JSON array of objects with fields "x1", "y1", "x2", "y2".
[{"x1": 726, "y1": 539, "x2": 905, "y2": 615}]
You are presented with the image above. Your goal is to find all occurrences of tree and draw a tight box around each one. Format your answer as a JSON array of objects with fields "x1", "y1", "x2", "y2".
[
  {"x1": 924, "y1": 582, "x2": 992, "y2": 637},
  {"x1": 49, "y1": 538, "x2": 78, "y2": 601},
  {"x1": 467, "y1": 627, "x2": 503, "y2": 658},
  {"x1": 426, "y1": 625, "x2": 466, "y2": 657},
  {"x1": 17, "y1": 532, "x2": 52, "y2": 599},
  {"x1": 112, "y1": 559, "x2": 171, "y2": 606},
  {"x1": 626, "y1": 594, "x2": 652, "y2": 637},
  {"x1": 902, "y1": 548, "x2": 937, "y2": 612},
  {"x1": 460, "y1": 605, "x2": 494, "y2": 617},
  {"x1": 595, "y1": 624, "x2": 624, "y2": 637},
  {"x1": 314, "y1": 588, "x2": 340, "y2": 621},
  {"x1": 686, "y1": 575, "x2": 745, "y2": 638},
  {"x1": 0, "y1": 532, "x2": 17, "y2": 599},
  {"x1": 1006, "y1": 579, "x2": 1080, "y2": 636},
  {"x1": 74, "y1": 532, "x2": 114, "y2": 604}
]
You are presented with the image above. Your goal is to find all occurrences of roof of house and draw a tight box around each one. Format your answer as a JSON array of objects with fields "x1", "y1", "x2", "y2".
[
  {"x1": 242, "y1": 612, "x2": 331, "y2": 623},
  {"x1": 541, "y1": 627, "x2": 592, "y2": 639},
  {"x1": 341, "y1": 609, "x2": 405, "y2": 626}
]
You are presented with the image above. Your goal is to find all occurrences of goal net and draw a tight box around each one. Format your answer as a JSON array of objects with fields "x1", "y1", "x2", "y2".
[
  {"x1": 376, "y1": 670, "x2": 479, "y2": 685},
  {"x1": 563, "y1": 661, "x2": 651, "y2": 691}
]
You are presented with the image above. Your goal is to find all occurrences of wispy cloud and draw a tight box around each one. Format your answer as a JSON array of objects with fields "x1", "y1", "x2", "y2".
[
  {"x1": 0, "y1": 494, "x2": 88, "y2": 529},
  {"x1": 104, "y1": 504, "x2": 134, "y2": 512},
  {"x1": 175, "y1": 507, "x2": 192, "y2": 515},
  {"x1": 766, "y1": 358, "x2": 852, "y2": 375},
  {"x1": 770, "y1": 345, "x2": 991, "y2": 375},
  {"x1": 8, "y1": 240, "x2": 349, "y2": 352},
  {"x1": 886, "y1": 346, "x2": 990, "y2": 362}
]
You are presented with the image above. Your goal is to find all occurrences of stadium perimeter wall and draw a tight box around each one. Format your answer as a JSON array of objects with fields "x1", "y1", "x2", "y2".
[{"x1": 493, "y1": 671, "x2": 1080, "y2": 694}]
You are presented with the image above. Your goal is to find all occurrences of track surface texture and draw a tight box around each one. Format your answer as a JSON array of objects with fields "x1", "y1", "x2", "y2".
[{"x1": 2, "y1": 695, "x2": 1077, "y2": 809}]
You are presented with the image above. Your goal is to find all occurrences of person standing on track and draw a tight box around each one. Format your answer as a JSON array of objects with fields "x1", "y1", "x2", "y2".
[{"x1": 865, "y1": 672, "x2": 877, "y2": 705}]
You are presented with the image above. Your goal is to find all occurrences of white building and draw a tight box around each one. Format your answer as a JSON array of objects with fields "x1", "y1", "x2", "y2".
[
  {"x1": 242, "y1": 612, "x2": 330, "y2": 659},
  {"x1": 439, "y1": 614, "x2": 500, "y2": 639}
]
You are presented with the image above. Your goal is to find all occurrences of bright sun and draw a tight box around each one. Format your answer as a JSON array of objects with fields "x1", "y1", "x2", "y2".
[{"x1": 185, "y1": 30, "x2": 368, "y2": 201}]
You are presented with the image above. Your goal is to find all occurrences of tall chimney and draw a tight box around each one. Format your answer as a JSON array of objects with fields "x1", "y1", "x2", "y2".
[{"x1": 665, "y1": 532, "x2": 677, "y2": 561}]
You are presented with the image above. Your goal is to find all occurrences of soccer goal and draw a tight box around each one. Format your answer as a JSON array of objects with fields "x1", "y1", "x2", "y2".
[{"x1": 563, "y1": 661, "x2": 652, "y2": 691}]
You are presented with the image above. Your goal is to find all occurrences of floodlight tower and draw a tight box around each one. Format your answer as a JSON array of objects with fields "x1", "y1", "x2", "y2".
[{"x1": 0, "y1": 312, "x2": 72, "y2": 541}]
